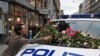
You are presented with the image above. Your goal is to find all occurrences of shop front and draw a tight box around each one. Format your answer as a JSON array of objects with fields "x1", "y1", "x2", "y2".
[
  {"x1": 8, "y1": 3, "x2": 43, "y2": 36},
  {"x1": 0, "y1": 1, "x2": 9, "y2": 42},
  {"x1": 0, "y1": 0, "x2": 46, "y2": 38},
  {"x1": 29, "y1": 12, "x2": 39, "y2": 26},
  {"x1": 8, "y1": 3, "x2": 29, "y2": 35}
]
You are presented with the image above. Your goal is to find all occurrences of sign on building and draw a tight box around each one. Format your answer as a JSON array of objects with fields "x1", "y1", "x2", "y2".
[{"x1": 39, "y1": 9, "x2": 49, "y2": 15}]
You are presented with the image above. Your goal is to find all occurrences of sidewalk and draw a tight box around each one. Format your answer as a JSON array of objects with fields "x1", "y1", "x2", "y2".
[{"x1": 0, "y1": 44, "x2": 7, "y2": 56}]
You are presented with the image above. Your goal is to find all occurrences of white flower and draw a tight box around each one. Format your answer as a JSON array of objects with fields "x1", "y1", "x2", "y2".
[
  {"x1": 84, "y1": 42, "x2": 88, "y2": 45},
  {"x1": 62, "y1": 30, "x2": 66, "y2": 34},
  {"x1": 77, "y1": 41, "x2": 80, "y2": 44},
  {"x1": 98, "y1": 46, "x2": 100, "y2": 49}
]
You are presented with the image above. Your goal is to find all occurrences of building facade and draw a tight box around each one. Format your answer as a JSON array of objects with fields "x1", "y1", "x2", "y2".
[
  {"x1": 54, "y1": 0, "x2": 60, "y2": 19},
  {"x1": 90, "y1": 0, "x2": 100, "y2": 13},
  {"x1": 0, "y1": 0, "x2": 60, "y2": 42},
  {"x1": 47, "y1": 0, "x2": 60, "y2": 19},
  {"x1": 79, "y1": 0, "x2": 91, "y2": 14},
  {"x1": 28, "y1": 0, "x2": 60, "y2": 22},
  {"x1": 79, "y1": 0, "x2": 100, "y2": 14},
  {"x1": 0, "y1": 1, "x2": 8, "y2": 42},
  {"x1": 60, "y1": 10, "x2": 64, "y2": 15},
  {"x1": 0, "y1": 0, "x2": 42, "y2": 42},
  {"x1": 79, "y1": 3, "x2": 82, "y2": 13}
]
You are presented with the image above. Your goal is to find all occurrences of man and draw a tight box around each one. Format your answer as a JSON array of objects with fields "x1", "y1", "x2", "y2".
[
  {"x1": 1, "y1": 24, "x2": 52, "y2": 56},
  {"x1": 28, "y1": 22, "x2": 37, "y2": 38}
]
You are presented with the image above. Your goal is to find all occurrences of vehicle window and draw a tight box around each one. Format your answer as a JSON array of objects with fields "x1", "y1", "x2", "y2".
[{"x1": 0, "y1": 7, "x2": 2, "y2": 19}]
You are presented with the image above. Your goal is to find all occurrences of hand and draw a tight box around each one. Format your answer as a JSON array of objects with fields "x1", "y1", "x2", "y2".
[{"x1": 43, "y1": 35, "x2": 52, "y2": 41}]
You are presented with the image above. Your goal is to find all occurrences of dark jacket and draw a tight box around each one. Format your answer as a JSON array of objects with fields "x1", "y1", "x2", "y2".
[
  {"x1": 28, "y1": 26, "x2": 37, "y2": 38},
  {"x1": 1, "y1": 34, "x2": 45, "y2": 56},
  {"x1": 28, "y1": 26, "x2": 40, "y2": 38},
  {"x1": 57, "y1": 21, "x2": 69, "y2": 32}
]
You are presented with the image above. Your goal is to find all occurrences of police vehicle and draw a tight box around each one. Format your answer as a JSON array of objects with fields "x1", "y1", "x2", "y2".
[{"x1": 16, "y1": 14, "x2": 100, "y2": 56}]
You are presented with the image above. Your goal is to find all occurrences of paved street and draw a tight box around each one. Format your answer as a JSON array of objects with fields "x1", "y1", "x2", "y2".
[{"x1": 0, "y1": 44, "x2": 7, "y2": 56}]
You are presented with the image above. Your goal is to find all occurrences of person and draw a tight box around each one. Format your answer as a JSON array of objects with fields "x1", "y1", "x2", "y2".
[
  {"x1": 28, "y1": 22, "x2": 38, "y2": 38},
  {"x1": 57, "y1": 21, "x2": 69, "y2": 32},
  {"x1": 1, "y1": 24, "x2": 52, "y2": 56},
  {"x1": 28, "y1": 22, "x2": 40, "y2": 38},
  {"x1": 15, "y1": 18, "x2": 24, "y2": 25}
]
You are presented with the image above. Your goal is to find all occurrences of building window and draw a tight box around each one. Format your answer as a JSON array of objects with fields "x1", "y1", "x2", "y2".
[
  {"x1": 30, "y1": 0, "x2": 35, "y2": 7},
  {"x1": 95, "y1": 0, "x2": 98, "y2": 2},
  {"x1": 0, "y1": 7, "x2": 2, "y2": 19},
  {"x1": 44, "y1": 1, "x2": 47, "y2": 9},
  {"x1": 8, "y1": 4, "x2": 28, "y2": 35}
]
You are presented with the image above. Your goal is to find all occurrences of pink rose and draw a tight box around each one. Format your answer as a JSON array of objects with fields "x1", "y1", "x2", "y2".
[{"x1": 66, "y1": 27, "x2": 77, "y2": 37}]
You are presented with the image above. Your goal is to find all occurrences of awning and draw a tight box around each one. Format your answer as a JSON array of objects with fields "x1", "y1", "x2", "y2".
[{"x1": 15, "y1": 0, "x2": 35, "y2": 10}]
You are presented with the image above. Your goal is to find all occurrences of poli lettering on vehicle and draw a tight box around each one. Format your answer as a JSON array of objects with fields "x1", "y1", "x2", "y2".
[{"x1": 16, "y1": 44, "x2": 100, "y2": 56}]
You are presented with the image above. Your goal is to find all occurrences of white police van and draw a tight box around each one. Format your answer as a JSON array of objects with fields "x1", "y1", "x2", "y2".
[{"x1": 16, "y1": 19, "x2": 100, "y2": 56}]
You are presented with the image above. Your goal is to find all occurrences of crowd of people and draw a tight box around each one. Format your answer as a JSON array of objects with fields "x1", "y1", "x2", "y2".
[
  {"x1": 1, "y1": 19, "x2": 79, "y2": 56},
  {"x1": 1, "y1": 19, "x2": 52, "y2": 56}
]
